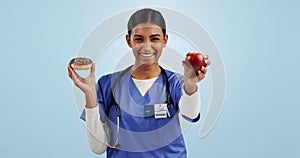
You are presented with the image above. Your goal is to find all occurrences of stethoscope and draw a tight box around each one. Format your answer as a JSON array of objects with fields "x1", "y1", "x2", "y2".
[{"x1": 104, "y1": 65, "x2": 174, "y2": 148}]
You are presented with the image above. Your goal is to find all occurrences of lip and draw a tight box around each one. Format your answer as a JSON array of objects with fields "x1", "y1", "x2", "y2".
[{"x1": 140, "y1": 53, "x2": 155, "y2": 58}]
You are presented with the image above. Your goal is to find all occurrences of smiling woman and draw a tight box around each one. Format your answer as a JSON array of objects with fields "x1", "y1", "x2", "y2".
[
  {"x1": 125, "y1": 9, "x2": 168, "y2": 78},
  {"x1": 68, "y1": 8, "x2": 210, "y2": 158},
  {"x1": 126, "y1": 22, "x2": 168, "y2": 78}
]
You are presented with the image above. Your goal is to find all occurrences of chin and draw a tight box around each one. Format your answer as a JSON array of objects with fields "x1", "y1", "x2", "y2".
[{"x1": 136, "y1": 61, "x2": 158, "y2": 68}]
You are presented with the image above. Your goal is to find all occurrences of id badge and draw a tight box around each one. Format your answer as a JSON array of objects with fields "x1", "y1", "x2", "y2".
[{"x1": 144, "y1": 103, "x2": 170, "y2": 119}]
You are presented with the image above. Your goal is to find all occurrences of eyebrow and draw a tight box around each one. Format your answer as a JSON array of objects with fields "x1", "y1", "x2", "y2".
[
  {"x1": 133, "y1": 34, "x2": 161, "y2": 38},
  {"x1": 133, "y1": 35, "x2": 143, "y2": 38},
  {"x1": 150, "y1": 34, "x2": 161, "y2": 38}
]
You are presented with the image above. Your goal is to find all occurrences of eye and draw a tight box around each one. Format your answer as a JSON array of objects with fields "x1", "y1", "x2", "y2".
[
  {"x1": 134, "y1": 38, "x2": 143, "y2": 42},
  {"x1": 151, "y1": 37, "x2": 160, "y2": 41}
]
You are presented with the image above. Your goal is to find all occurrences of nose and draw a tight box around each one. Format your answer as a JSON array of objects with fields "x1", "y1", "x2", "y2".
[{"x1": 141, "y1": 43, "x2": 152, "y2": 52}]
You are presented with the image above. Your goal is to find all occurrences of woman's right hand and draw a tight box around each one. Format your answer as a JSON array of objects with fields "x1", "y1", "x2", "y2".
[{"x1": 68, "y1": 63, "x2": 97, "y2": 108}]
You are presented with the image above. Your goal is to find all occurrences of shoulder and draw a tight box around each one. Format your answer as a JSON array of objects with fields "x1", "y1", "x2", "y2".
[
  {"x1": 98, "y1": 66, "x2": 132, "y2": 84},
  {"x1": 164, "y1": 68, "x2": 183, "y2": 83},
  {"x1": 163, "y1": 68, "x2": 184, "y2": 92},
  {"x1": 97, "y1": 70, "x2": 124, "y2": 87}
]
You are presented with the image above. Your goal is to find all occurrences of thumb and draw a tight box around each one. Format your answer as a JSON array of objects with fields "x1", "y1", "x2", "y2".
[{"x1": 182, "y1": 60, "x2": 193, "y2": 70}]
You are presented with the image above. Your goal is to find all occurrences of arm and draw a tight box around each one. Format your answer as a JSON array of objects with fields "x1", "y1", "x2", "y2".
[
  {"x1": 179, "y1": 86, "x2": 201, "y2": 119},
  {"x1": 68, "y1": 64, "x2": 107, "y2": 154},
  {"x1": 85, "y1": 106, "x2": 107, "y2": 154},
  {"x1": 180, "y1": 55, "x2": 210, "y2": 119}
]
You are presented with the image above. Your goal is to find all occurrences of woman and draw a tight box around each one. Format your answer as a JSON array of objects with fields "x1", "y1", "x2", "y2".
[{"x1": 68, "y1": 8, "x2": 210, "y2": 158}]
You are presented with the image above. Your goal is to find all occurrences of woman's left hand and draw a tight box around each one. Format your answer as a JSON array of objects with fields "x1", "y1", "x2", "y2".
[{"x1": 182, "y1": 55, "x2": 211, "y2": 95}]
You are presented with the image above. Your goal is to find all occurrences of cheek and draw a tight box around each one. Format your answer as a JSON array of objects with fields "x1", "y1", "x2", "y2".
[
  {"x1": 131, "y1": 44, "x2": 142, "y2": 55},
  {"x1": 152, "y1": 43, "x2": 164, "y2": 52}
]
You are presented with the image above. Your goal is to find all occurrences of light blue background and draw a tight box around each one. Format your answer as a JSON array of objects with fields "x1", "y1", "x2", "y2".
[{"x1": 1, "y1": 0, "x2": 299, "y2": 158}]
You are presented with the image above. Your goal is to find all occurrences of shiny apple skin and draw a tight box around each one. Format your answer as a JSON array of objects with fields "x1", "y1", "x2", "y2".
[{"x1": 185, "y1": 52, "x2": 207, "y2": 70}]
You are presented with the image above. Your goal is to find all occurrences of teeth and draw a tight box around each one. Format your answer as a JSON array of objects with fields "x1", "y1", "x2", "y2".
[{"x1": 141, "y1": 53, "x2": 154, "y2": 58}]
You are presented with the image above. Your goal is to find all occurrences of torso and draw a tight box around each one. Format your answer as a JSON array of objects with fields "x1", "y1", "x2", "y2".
[{"x1": 95, "y1": 67, "x2": 188, "y2": 157}]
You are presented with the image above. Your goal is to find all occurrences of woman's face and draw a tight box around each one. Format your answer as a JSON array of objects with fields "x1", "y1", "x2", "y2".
[{"x1": 126, "y1": 22, "x2": 168, "y2": 67}]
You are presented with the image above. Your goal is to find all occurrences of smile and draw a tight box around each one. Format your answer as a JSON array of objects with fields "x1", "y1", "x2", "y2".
[{"x1": 140, "y1": 53, "x2": 155, "y2": 58}]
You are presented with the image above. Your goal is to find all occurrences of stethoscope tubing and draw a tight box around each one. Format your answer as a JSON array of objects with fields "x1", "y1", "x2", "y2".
[{"x1": 106, "y1": 65, "x2": 173, "y2": 148}]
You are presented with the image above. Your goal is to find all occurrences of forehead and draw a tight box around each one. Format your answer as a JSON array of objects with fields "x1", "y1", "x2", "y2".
[{"x1": 131, "y1": 23, "x2": 163, "y2": 35}]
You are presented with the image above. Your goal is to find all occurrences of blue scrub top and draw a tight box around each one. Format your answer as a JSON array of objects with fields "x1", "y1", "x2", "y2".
[{"x1": 81, "y1": 67, "x2": 200, "y2": 158}]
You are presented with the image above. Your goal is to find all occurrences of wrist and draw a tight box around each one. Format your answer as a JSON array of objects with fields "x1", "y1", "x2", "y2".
[
  {"x1": 85, "y1": 88, "x2": 97, "y2": 108},
  {"x1": 183, "y1": 83, "x2": 198, "y2": 95}
]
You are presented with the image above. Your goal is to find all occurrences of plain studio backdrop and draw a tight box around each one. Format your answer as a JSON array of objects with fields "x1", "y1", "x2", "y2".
[{"x1": 0, "y1": 1, "x2": 299, "y2": 158}]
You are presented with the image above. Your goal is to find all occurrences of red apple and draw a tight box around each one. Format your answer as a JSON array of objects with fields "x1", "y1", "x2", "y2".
[{"x1": 185, "y1": 52, "x2": 207, "y2": 70}]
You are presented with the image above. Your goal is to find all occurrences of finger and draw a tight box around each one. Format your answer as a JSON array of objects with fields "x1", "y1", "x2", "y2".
[
  {"x1": 199, "y1": 73, "x2": 205, "y2": 80},
  {"x1": 202, "y1": 54, "x2": 211, "y2": 66},
  {"x1": 68, "y1": 65, "x2": 76, "y2": 79},
  {"x1": 205, "y1": 59, "x2": 211, "y2": 66},
  {"x1": 71, "y1": 70, "x2": 84, "y2": 87},
  {"x1": 182, "y1": 60, "x2": 199, "y2": 78},
  {"x1": 68, "y1": 65, "x2": 72, "y2": 78},
  {"x1": 70, "y1": 67, "x2": 77, "y2": 80},
  {"x1": 89, "y1": 63, "x2": 96, "y2": 77},
  {"x1": 196, "y1": 69, "x2": 205, "y2": 80},
  {"x1": 203, "y1": 54, "x2": 209, "y2": 59},
  {"x1": 68, "y1": 65, "x2": 82, "y2": 82},
  {"x1": 182, "y1": 60, "x2": 193, "y2": 70},
  {"x1": 74, "y1": 70, "x2": 84, "y2": 83},
  {"x1": 200, "y1": 66, "x2": 207, "y2": 74},
  {"x1": 182, "y1": 61, "x2": 196, "y2": 76}
]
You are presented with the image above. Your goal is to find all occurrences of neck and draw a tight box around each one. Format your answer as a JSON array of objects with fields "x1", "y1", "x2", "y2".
[{"x1": 131, "y1": 63, "x2": 161, "y2": 79}]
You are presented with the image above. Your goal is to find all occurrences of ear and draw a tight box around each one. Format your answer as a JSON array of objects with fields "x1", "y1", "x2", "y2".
[
  {"x1": 126, "y1": 34, "x2": 132, "y2": 48},
  {"x1": 163, "y1": 34, "x2": 168, "y2": 48}
]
